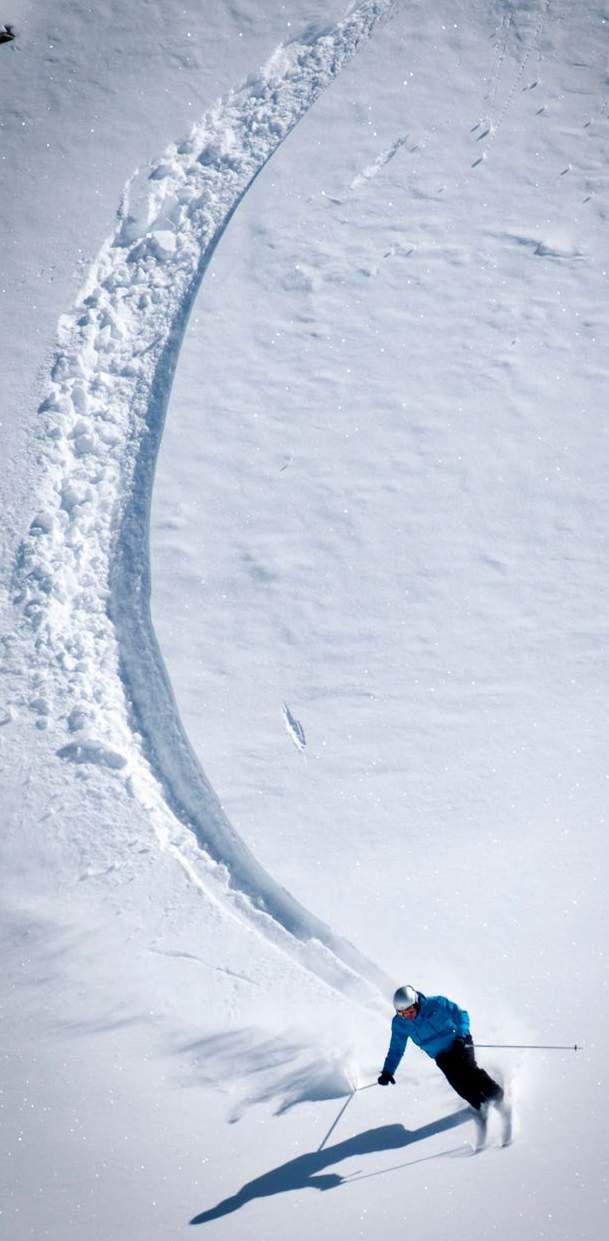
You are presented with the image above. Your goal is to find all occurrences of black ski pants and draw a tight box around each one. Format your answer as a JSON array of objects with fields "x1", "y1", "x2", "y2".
[{"x1": 435, "y1": 1037, "x2": 503, "y2": 1111}]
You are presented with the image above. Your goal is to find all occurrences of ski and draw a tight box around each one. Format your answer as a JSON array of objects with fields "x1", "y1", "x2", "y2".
[
  {"x1": 470, "y1": 1095, "x2": 514, "y2": 1154},
  {"x1": 471, "y1": 1107, "x2": 489, "y2": 1153},
  {"x1": 497, "y1": 1095, "x2": 514, "y2": 1147}
]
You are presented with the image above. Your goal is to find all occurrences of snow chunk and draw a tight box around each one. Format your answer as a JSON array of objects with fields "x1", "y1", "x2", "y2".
[
  {"x1": 29, "y1": 513, "x2": 55, "y2": 535},
  {"x1": 149, "y1": 229, "x2": 177, "y2": 260},
  {"x1": 67, "y1": 706, "x2": 92, "y2": 733},
  {"x1": 197, "y1": 129, "x2": 240, "y2": 171},
  {"x1": 57, "y1": 740, "x2": 127, "y2": 770},
  {"x1": 149, "y1": 162, "x2": 177, "y2": 181}
]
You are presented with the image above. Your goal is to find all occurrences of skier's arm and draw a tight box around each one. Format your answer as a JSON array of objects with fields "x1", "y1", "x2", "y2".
[
  {"x1": 443, "y1": 997, "x2": 470, "y2": 1039},
  {"x1": 382, "y1": 1018, "x2": 408, "y2": 1077}
]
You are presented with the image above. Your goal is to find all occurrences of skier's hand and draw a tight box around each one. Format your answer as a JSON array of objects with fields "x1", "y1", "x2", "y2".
[
  {"x1": 454, "y1": 1033, "x2": 473, "y2": 1048},
  {"x1": 377, "y1": 1070, "x2": 395, "y2": 1086}
]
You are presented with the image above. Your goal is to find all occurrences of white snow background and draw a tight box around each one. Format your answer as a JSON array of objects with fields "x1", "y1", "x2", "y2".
[{"x1": 1, "y1": 1, "x2": 608, "y2": 1238}]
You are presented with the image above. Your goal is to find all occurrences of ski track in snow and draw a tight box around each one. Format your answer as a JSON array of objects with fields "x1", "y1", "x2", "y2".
[
  {"x1": 349, "y1": 133, "x2": 411, "y2": 190},
  {"x1": 474, "y1": 0, "x2": 552, "y2": 163},
  {"x1": 11, "y1": 0, "x2": 397, "y2": 1006}
]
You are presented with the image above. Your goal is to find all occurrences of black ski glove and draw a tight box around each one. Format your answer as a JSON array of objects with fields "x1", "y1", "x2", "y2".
[
  {"x1": 454, "y1": 1033, "x2": 473, "y2": 1048},
  {"x1": 377, "y1": 1070, "x2": 396, "y2": 1086}
]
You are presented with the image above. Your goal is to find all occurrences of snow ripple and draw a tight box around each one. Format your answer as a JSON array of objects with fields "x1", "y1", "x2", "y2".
[{"x1": 12, "y1": 2, "x2": 396, "y2": 1002}]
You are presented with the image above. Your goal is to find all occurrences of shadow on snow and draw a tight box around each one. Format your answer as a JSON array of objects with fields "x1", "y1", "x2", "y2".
[{"x1": 189, "y1": 1107, "x2": 471, "y2": 1224}]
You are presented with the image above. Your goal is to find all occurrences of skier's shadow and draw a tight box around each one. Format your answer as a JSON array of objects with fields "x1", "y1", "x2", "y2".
[{"x1": 189, "y1": 1106, "x2": 471, "y2": 1225}]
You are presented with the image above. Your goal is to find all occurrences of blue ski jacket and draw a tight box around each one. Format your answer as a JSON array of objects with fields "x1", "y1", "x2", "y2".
[{"x1": 382, "y1": 993, "x2": 470, "y2": 1075}]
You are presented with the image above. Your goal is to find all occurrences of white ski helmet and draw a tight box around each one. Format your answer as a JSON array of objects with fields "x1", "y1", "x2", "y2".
[{"x1": 393, "y1": 984, "x2": 418, "y2": 1013}]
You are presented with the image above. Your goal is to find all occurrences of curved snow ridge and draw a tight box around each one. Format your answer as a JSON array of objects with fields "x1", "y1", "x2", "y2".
[{"x1": 12, "y1": 2, "x2": 396, "y2": 1003}]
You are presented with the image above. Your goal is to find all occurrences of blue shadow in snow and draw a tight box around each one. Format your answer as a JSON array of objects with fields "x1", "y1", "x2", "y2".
[{"x1": 190, "y1": 1107, "x2": 471, "y2": 1224}]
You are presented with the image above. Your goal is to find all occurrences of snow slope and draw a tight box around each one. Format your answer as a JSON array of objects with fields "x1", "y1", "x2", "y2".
[
  {"x1": 2, "y1": 1, "x2": 609, "y2": 1238},
  {"x1": 9, "y1": 0, "x2": 398, "y2": 1002}
]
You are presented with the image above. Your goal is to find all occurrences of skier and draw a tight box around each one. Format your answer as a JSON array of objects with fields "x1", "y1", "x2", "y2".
[{"x1": 378, "y1": 985, "x2": 505, "y2": 1124}]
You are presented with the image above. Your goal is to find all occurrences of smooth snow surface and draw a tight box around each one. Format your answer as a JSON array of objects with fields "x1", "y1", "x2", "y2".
[{"x1": 2, "y1": 1, "x2": 609, "y2": 1239}]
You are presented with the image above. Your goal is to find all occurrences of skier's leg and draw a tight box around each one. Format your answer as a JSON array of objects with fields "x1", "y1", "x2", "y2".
[
  {"x1": 436, "y1": 1041, "x2": 503, "y2": 1111},
  {"x1": 477, "y1": 1065, "x2": 504, "y2": 1107},
  {"x1": 436, "y1": 1042, "x2": 482, "y2": 1108}
]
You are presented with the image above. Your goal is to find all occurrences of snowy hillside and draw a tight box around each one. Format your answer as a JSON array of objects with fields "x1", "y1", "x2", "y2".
[{"x1": 1, "y1": 2, "x2": 608, "y2": 1239}]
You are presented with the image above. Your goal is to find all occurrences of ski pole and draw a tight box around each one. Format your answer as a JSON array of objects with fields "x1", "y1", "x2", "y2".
[
  {"x1": 317, "y1": 1092, "x2": 356, "y2": 1152},
  {"x1": 316, "y1": 1082, "x2": 377, "y2": 1153},
  {"x1": 476, "y1": 1043, "x2": 582, "y2": 1051}
]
